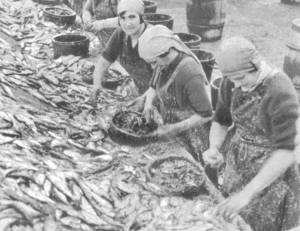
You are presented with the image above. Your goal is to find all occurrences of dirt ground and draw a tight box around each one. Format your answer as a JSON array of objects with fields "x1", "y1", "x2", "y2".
[{"x1": 153, "y1": 0, "x2": 300, "y2": 70}]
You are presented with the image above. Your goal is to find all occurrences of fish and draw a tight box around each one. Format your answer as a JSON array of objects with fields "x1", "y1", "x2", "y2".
[
  {"x1": 0, "y1": 134, "x2": 14, "y2": 145},
  {"x1": 0, "y1": 217, "x2": 17, "y2": 231},
  {"x1": 0, "y1": 199, "x2": 40, "y2": 221}
]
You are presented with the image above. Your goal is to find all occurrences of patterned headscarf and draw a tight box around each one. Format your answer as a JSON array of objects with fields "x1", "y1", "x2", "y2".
[
  {"x1": 216, "y1": 36, "x2": 262, "y2": 78},
  {"x1": 117, "y1": 0, "x2": 144, "y2": 15}
]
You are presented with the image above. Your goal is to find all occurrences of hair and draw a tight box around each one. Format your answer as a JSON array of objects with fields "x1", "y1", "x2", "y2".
[
  {"x1": 118, "y1": 11, "x2": 144, "y2": 24},
  {"x1": 158, "y1": 50, "x2": 170, "y2": 58},
  {"x1": 249, "y1": 62, "x2": 258, "y2": 73}
]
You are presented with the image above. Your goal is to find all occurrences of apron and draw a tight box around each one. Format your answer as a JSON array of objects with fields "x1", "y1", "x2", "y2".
[
  {"x1": 118, "y1": 33, "x2": 153, "y2": 95},
  {"x1": 223, "y1": 74, "x2": 300, "y2": 231},
  {"x1": 93, "y1": 0, "x2": 118, "y2": 50},
  {"x1": 155, "y1": 56, "x2": 217, "y2": 184}
]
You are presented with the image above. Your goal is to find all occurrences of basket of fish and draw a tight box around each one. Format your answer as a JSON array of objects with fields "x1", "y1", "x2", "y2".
[
  {"x1": 108, "y1": 110, "x2": 158, "y2": 145},
  {"x1": 147, "y1": 156, "x2": 206, "y2": 198},
  {"x1": 33, "y1": 0, "x2": 60, "y2": 4},
  {"x1": 43, "y1": 7, "x2": 76, "y2": 26}
]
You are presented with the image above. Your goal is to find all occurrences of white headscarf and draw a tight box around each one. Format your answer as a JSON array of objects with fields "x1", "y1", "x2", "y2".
[
  {"x1": 217, "y1": 36, "x2": 263, "y2": 78},
  {"x1": 117, "y1": 0, "x2": 144, "y2": 15},
  {"x1": 138, "y1": 25, "x2": 201, "y2": 64}
]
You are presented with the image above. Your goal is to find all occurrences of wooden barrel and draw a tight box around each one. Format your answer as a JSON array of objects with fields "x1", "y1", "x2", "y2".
[
  {"x1": 283, "y1": 18, "x2": 300, "y2": 100},
  {"x1": 186, "y1": 0, "x2": 226, "y2": 42}
]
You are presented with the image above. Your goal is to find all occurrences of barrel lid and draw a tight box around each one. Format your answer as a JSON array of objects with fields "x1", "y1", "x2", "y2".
[{"x1": 292, "y1": 18, "x2": 300, "y2": 33}]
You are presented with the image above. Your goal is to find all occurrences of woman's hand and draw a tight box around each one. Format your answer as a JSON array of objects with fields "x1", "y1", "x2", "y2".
[
  {"x1": 214, "y1": 190, "x2": 252, "y2": 221},
  {"x1": 203, "y1": 148, "x2": 224, "y2": 168},
  {"x1": 148, "y1": 124, "x2": 174, "y2": 137},
  {"x1": 126, "y1": 96, "x2": 145, "y2": 112},
  {"x1": 88, "y1": 20, "x2": 105, "y2": 32}
]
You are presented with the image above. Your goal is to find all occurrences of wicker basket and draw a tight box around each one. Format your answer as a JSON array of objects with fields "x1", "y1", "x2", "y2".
[
  {"x1": 108, "y1": 111, "x2": 158, "y2": 146},
  {"x1": 147, "y1": 156, "x2": 206, "y2": 198},
  {"x1": 43, "y1": 7, "x2": 76, "y2": 26}
]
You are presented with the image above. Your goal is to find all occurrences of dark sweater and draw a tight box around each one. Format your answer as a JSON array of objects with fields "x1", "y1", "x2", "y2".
[{"x1": 214, "y1": 72, "x2": 299, "y2": 150}]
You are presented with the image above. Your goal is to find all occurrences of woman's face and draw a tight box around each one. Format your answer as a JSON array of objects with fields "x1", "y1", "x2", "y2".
[
  {"x1": 119, "y1": 11, "x2": 142, "y2": 36},
  {"x1": 228, "y1": 71, "x2": 258, "y2": 89}
]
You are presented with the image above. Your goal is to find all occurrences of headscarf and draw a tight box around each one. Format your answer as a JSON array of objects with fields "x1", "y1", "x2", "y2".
[
  {"x1": 117, "y1": 0, "x2": 144, "y2": 15},
  {"x1": 216, "y1": 36, "x2": 262, "y2": 78},
  {"x1": 138, "y1": 25, "x2": 201, "y2": 64}
]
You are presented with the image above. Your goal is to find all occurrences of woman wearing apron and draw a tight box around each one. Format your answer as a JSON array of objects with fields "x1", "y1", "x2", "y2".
[
  {"x1": 82, "y1": 0, "x2": 119, "y2": 48},
  {"x1": 138, "y1": 25, "x2": 217, "y2": 184},
  {"x1": 89, "y1": 0, "x2": 153, "y2": 102},
  {"x1": 203, "y1": 36, "x2": 300, "y2": 231}
]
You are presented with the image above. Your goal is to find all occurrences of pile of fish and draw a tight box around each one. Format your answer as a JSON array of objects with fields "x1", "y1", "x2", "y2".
[{"x1": 0, "y1": 0, "x2": 252, "y2": 230}]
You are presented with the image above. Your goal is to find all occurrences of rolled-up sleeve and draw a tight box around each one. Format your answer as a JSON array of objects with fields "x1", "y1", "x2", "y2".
[
  {"x1": 101, "y1": 28, "x2": 124, "y2": 63},
  {"x1": 185, "y1": 76, "x2": 212, "y2": 117},
  {"x1": 266, "y1": 76, "x2": 299, "y2": 150}
]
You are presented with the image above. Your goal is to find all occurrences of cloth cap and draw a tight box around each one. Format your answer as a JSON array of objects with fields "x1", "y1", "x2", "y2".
[
  {"x1": 217, "y1": 36, "x2": 262, "y2": 78},
  {"x1": 117, "y1": 0, "x2": 144, "y2": 15},
  {"x1": 138, "y1": 25, "x2": 199, "y2": 63}
]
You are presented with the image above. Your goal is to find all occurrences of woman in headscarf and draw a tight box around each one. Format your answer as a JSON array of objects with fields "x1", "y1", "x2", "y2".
[
  {"x1": 138, "y1": 25, "x2": 217, "y2": 183},
  {"x1": 203, "y1": 36, "x2": 300, "y2": 231},
  {"x1": 82, "y1": 0, "x2": 119, "y2": 47},
  {"x1": 89, "y1": 0, "x2": 153, "y2": 101}
]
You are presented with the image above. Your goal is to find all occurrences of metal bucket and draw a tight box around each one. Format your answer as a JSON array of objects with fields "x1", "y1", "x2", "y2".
[
  {"x1": 143, "y1": 0, "x2": 158, "y2": 13},
  {"x1": 191, "y1": 49, "x2": 215, "y2": 82},
  {"x1": 144, "y1": 13, "x2": 174, "y2": 30},
  {"x1": 52, "y1": 33, "x2": 90, "y2": 59},
  {"x1": 175, "y1": 32, "x2": 202, "y2": 49}
]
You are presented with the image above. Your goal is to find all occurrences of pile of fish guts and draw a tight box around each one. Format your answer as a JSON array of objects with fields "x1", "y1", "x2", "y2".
[{"x1": 0, "y1": 0, "x2": 252, "y2": 230}]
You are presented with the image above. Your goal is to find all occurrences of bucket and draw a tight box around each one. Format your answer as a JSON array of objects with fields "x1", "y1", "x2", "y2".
[
  {"x1": 143, "y1": 0, "x2": 158, "y2": 13},
  {"x1": 175, "y1": 32, "x2": 202, "y2": 49},
  {"x1": 52, "y1": 33, "x2": 90, "y2": 59},
  {"x1": 43, "y1": 7, "x2": 76, "y2": 26},
  {"x1": 186, "y1": 0, "x2": 226, "y2": 42},
  {"x1": 144, "y1": 13, "x2": 174, "y2": 30},
  {"x1": 211, "y1": 78, "x2": 222, "y2": 110},
  {"x1": 281, "y1": 0, "x2": 300, "y2": 4},
  {"x1": 191, "y1": 49, "x2": 215, "y2": 82}
]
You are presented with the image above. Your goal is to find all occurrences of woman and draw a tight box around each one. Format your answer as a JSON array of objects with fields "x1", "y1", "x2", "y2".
[
  {"x1": 89, "y1": 0, "x2": 153, "y2": 101},
  {"x1": 138, "y1": 25, "x2": 217, "y2": 183},
  {"x1": 203, "y1": 36, "x2": 300, "y2": 231},
  {"x1": 82, "y1": 0, "x2": 119, "y2": 47}
]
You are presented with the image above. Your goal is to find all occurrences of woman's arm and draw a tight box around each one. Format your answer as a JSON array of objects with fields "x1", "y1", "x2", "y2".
[
  {"x1": 215, "y1": 149, "x2": 296, "y2": 220},
  {"x1": 243, "y1": 149, "x2": 295, "y2": 197},
  {"x1": 82, "y1": 0, "x2": 93, "y2": 24},
  {"x1": 90, "y1": 17, "x2": 119, "y2": 31},
  {"x1": 153, "y1": 114, "x2": 212, "y2": 137},
  {"x1": 91, "y1": 56, "x2": 111, "y2": 98}
]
